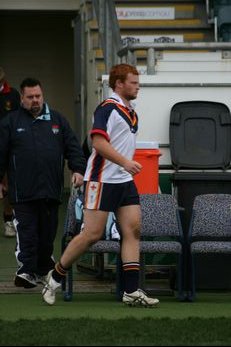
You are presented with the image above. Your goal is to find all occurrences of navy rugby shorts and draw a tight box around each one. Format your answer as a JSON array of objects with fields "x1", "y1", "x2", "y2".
[{"x1": 84, "y1": 180, "x2": 140, "y2": 212}]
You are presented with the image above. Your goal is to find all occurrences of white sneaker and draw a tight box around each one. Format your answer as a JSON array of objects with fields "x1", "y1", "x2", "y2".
[
  {"x1": 42, "y1": 270, "x2": 61, "y2": 305},
  {"x1": 4, "y1": 221, "x2": 16, "y2": 237},
  {"x1": 122, "y1": 289, "x2": 159, "y2": 308}
]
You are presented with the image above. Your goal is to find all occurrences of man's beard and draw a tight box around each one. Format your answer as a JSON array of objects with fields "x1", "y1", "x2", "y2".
[
  {"x1": 30, "y1": 105, "x2": 41, "y2": 116},
  {"x1": 124, "y1": 92, "x2": 137, "y2": 101}
]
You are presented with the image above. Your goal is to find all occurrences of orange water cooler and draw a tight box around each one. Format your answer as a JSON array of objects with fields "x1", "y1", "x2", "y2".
[{"x1": 133, "y1": 141, "x2": 161, "y2": 194}]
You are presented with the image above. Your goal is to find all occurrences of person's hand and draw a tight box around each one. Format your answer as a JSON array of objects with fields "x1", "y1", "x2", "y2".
[
  {"x1": 123, "y1": 160, "x2": 142, "y2": 176},
  {"x1": 0, "y1": 182, "x2": 7, "y2": 199},
  {"x1": 71, "y1": 172, "x2": 84, "y2": 188}
]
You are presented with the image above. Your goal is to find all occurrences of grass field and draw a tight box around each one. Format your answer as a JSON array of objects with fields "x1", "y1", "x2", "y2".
[
  {"x1": 0, "y1": 193, "x2": 231, "y2": 345},
  {"x1": 0, "y1": 292, "x2": 231, "y2": 346},
  {"x1": 0, "y1": 292, "x2": 231, "y2": 321}
]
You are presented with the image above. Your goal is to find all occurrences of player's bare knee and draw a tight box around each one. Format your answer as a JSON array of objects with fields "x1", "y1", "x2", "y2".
[{"x1": 84, "y1": 229, "x2": 103, "y2": 245}]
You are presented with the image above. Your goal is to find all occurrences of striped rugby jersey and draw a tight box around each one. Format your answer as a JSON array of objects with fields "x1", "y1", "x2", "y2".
[{"x1": 84, "y1": 92, "x2": 138, "y2": 183}]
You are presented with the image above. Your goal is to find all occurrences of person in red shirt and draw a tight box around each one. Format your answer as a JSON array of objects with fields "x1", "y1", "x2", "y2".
[{"x1": 0, "y1": 67, "x2": 20, "y2": 237}]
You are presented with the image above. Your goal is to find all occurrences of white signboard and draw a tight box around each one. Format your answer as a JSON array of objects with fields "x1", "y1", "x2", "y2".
[
  {"x1": 116, "y1": 7, "x2": 175, "y2": 20},
  {"x1": 122, "y1": 35, "x2": 184, "y2": 46}
]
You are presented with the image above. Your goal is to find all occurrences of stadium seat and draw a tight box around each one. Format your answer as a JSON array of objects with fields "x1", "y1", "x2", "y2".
[
  {"x1": 139, "y1": 194, "x2": 185, "y2": 301},
  {"x1": 187, "y1": 194, "x2": 231, "y2": 301}
]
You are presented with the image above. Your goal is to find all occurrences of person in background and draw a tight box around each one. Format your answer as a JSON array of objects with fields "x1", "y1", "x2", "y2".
[
  {"x1": 0, "y1": 77, "x2": 86, "y2": 288},
  {"x1": 42, "y1": 63, "x2": 160, "y2": 307},
  {"x1": 0, "y1": 67, "x2": 20, "y2": 237}
]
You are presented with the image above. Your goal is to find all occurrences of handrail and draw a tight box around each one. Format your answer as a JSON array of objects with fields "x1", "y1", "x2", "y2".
[
  {"x1": 118, "y1": 42, "x2": 231, "y2": 74},
  {"x1": 206, "y1": 0, "x2": 210, "y2": 18},
  {"x1": 92, "y1": 0, "x2": 122, "y2": 72},
  {"x1": 206, "y1": 0, "x2": 216, "y2": 22}
]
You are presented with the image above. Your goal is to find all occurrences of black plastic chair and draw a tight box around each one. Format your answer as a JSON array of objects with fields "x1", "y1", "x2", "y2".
[
  {"x1": 169, "y1": 101, "x2": 231, "y2": 170},
  {"x1": 187, "y1": 194, "x2": 231, "y2": 301},
  {"x1": 139, "y1": 194, "x2": 185, "y2": 301}
]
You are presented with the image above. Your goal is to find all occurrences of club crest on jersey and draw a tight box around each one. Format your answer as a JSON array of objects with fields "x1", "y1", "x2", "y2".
[{"x1": 52, "y1": 124, "x2": 59, "y2": 134}]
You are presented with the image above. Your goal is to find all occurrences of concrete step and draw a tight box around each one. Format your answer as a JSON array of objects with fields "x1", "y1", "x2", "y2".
[
  {"x1": 0, "y1": 278, "x2": 173, "y2": 295},
  {"x1": 0, "y1": 279, "x2": 115, "y2": 294},
  {"x1": 89, "y1": 18, "x2": 209, "y2": 30},
  {"x1": 113, "y1": 0, "x2": 205, "y2": 3}
]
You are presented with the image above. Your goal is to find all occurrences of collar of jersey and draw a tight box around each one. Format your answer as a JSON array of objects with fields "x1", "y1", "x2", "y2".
[
  {"x1": 110, "y1": 92, "x2": 135, "y2": 110},
  {"x1": 103, "y1": 93, "x2": 137, "y2": 126}
]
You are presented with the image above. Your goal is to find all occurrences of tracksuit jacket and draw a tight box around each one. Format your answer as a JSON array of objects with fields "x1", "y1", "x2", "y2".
[{"x1": 0, "y1": 103, "x2": 86, "y2": 204}]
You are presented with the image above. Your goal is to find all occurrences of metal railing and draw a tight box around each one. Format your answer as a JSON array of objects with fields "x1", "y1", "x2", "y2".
[
  {"x1": 118, "y1": 42, "x2": 231, "y2": 74},
  {"x1": 206, "y1": 0, "x2": 214, "y2": 21},
  {"x1": 92, "y1": 0, "x2": 122, "y2": 72}
]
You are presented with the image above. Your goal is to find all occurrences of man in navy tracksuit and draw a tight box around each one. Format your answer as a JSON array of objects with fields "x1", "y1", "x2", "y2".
[{"x1": 0, "y1": 77, "x2": 86, "y2": 288}]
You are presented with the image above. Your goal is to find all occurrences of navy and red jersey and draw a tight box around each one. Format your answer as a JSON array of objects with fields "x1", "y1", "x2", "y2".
[{"x1": 84, "y1": 92, "x2": 139, "y2": 183}]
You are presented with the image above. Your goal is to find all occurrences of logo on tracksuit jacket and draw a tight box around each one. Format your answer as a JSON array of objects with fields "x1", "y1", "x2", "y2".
[{"x1": 52, "y1": 125, "x2": 59, "y2": 134}]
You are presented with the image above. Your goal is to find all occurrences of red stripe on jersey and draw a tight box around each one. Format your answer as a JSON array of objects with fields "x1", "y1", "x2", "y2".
[
  {"x1": 91, "y1": 129, "x2": 110, "y2": 142},
  {"x1": 101, "y1": 99, "x2": 138, "y2": 127},
  {"x1": 116, "y1": 104, "x2": 137, "y2": 127}
]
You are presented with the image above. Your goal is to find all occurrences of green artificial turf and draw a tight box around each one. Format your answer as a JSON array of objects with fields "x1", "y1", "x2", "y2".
[
  {"x1": 0, "y1": 316, "x2": 231, "y2": 346},
  {"x1": 0, "y1": 194, "x2": 231, "y2": 345},
  {"x1": 0, "y1": 292, "x2": 230, "y2": 321}
]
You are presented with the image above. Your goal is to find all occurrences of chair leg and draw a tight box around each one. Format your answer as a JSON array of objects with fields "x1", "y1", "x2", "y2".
[
  {"x1": 60, "y1": 200, "x2": 82, "y2": 302},
  {"x1": 187, "y1": 253, "x2": 196, "y2": 302},
  {"x1": 63, "y1": 267, "x2": 73, "y2": 302},
  {"x1": 61, "y1": 231, "x2": 73, "y2": 301},
  {"x1": 176, "y1": 254, "x2": 186, "y2": 301},
  {"x1": 95, "y1": 254, "x2": 105, "y2": 278}
]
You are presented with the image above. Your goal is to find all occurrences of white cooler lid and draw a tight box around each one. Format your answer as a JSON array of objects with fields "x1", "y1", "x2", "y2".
[{"x1": 136, "y1": 141, "x2": 159, "y2": 149}]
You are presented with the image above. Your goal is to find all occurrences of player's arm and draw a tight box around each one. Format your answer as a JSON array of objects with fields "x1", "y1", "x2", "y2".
[{"x1": 92, "y1": 134, "x2": 142, "y2": 176}]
